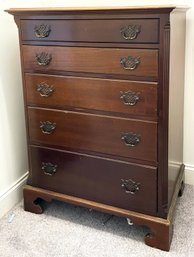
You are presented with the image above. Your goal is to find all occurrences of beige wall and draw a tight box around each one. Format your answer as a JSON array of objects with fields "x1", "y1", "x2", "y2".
[{"x1": 0, "y1": 0, "x2": 193, "y2": 216}]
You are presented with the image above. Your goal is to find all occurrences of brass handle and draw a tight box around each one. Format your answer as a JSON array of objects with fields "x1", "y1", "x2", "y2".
[
  {"x1": 121, "y1": 179, "x2": 140, "y2": 194},
  {"x1": 34, "y1": 24, "x2": 51, "y2": 38},
  {"x1": 120, "y1": 91, "x2": 140, "y2": 106},
  {"x1": 120, "y1": 56, "x2": 140, "y2": 70},
  {"x1": 121, "y1": 132, "x2": 141, "y2": 147},
  {"x1": 120, "y1": 25, "x2": 141, "y2": 40},
  {"x1": 40, "y1": 121, "x2": 56, "y2": 134},
  {"x1": 37, "y1": 82, "x2": 54, "y2": 97},
  {"x1": 41, "y1": 162, "x2": 57, "y2": 176},
  {"x1": 36, "y1": 52, "x2": 52, "y2": 66}
]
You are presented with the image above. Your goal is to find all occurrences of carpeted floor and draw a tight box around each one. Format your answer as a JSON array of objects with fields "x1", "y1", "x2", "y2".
[{"x1": 0, "y1": 185, "x2": 193, "y2": 257}]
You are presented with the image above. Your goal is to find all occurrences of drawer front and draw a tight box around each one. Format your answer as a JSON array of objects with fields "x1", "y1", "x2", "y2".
[
  {"x1": 28, "y1": 108, "x2": 157, "y2": 162},
  {"x1": 21, "y1": 19, "x2": 159, "y2": 43},
  {"x1": 22, "y1": 45, "x2": 158, "y2": 79},
  {"x1": 29, "y1": 146, "x2": 157, "y2": 215},
  {"x1": 25, "y1": 74, "x2": 157, "y2": 118}
]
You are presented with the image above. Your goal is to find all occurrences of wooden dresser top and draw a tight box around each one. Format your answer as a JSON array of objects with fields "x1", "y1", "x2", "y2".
[{"x1": 6, "y1": 6, "x2": 186, "y2": 15}]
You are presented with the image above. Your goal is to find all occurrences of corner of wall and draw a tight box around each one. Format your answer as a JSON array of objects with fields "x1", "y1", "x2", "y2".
[{"x1": 0, "y1": 172, "x2": 28, "y2": 218}]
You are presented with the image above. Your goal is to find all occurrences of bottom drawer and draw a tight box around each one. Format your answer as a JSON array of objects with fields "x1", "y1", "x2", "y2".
[{"x1": 29, "y1": 146, "x2": 157, "y2": 215}]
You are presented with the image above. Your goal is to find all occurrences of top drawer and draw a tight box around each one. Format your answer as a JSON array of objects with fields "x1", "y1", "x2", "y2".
[{"x1": 20, "y1": 19, "x2": 159, "y2": 44}]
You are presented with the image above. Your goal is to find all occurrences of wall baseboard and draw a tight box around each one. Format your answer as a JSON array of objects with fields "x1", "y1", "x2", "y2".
[
  {"x1": 0, "y1": 172, "x2": 28, "y2": 218},
  {"x1": 185, "y1": 164, "x2": 194, "y2": 185},
  {"x1": 169, "y1": 162, "x2": 194, "y2": 185}
]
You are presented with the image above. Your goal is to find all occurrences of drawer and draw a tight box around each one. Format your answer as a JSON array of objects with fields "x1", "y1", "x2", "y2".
[
  {"x1": 22, "y1": 45, "x2": 158, "y2": 79},
  {"x1": 28, "y1": 108, "x2": 157, "y2": 162},
  {"x1": 25, "y1": 74, "x2": 157, "y2": 118},
  {"x1": 21, "y1": 19, "x2": 159, "y2": 44},
  {"x1": 29, "y1": 146, "x2": 157, "y2": 215}
]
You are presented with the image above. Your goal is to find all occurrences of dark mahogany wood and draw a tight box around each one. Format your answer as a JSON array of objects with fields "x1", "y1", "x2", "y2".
[
  {"x1": 25, "y1": 73, "x2": 157, "y2": 119},
  {"x1": 28, "y1": 145, "x2": 157, "y2": 215},
  {"x1": 6, "y1": 6, "x2": 187, "y2": 251},
  {"x1": 22, "y1": 45, "x2": 158, "y2": 79},
  {"x1": 157, "y1": 15, "x2": 170, "y2": 217},
  {"x1": 23, "y1": 163, "x2": 185, "y2": 251},
  {"x1": 20, "y1": 18, "x2": 159, "y2": 43},
  {"x1": 27, "y1": 107, "x2": 157, "y2": 162},
  {"x1": 23, "y1": 184, "x2": 172, "y2": 250}
]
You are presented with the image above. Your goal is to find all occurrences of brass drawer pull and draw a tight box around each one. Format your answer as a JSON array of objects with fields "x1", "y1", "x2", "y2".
[
  {"x1": 37, "y1": 82, "x2": 54, "y2": 97},
  {"x1": 121, "y1": 179, "x2": 140, "y2": 194},
  {"x1": 120, "y1": 56, "x2": 140, "y2": 70},
  {"x1": 40, "y1": 121, "x2": 56, "y2": 134},
  {"x1": 36, "y1": 52, "x2": 52, "y2": 66},
  {"x1": 41, "y1": 162, "x2": 57, "y2": 176},
  {"x1": 34, "y1": 24, "x2": 51, "y2": 38},
  {"x1": 120, "y1": 25, "x2": 141, "y2": 40},
  {"x1": 121, "y1": 132, "x2": 141, "y2": 147},
  {"x1": 120, "y1": 90, "x2": 140, "y2": 106}
]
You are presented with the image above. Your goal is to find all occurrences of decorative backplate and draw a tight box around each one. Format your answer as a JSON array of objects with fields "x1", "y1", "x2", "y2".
[
  {"x1": 120, "y1": 90, "x2": 140, "y2": 106},
  {"x1": 120, "y1": 25, "x2": 141, "y2": 40},
  {"x1": 121, "y1": 179, "x2": 140, "y2": 194},
  {"x1": 37, "y1": 82, "x2": 54, "y2": 97},
  {"x1": 40, "y1": 121, "x2": 56, "y2": 134},
  {"x1": 41, "y1": 162, "x2": 57, "y2": 176},
  {"x1": 36, "y1": 52, "x2": 52, "y2": 66},
  {"x1": 121, "y1": 132, "x2": 141, "y2": 147},
  {"x1": 34, "y1": 24, "x2": 51, "y2": 38},
  {"x1": 120, "y1": 56, "x2": 140, "y2": 70}
]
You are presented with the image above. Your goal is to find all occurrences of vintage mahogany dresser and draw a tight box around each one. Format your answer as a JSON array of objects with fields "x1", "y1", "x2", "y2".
[{"x1": 6, "y1": 6, "x2": 187, "y2": 251}]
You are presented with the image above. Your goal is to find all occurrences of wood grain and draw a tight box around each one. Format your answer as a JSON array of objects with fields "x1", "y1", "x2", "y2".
[
  {"x1": 25, "y1": 73, "x2": 157, "y2": 119},
  {"x1": 28, "y1": 108, "x2": 157, "y2": 162},
  {"x1": 23, "y1": 162, "x2": 185, "y2": 252},
  {"x1": 21, "y1": 19, "x2": 159, "y2": 43},
  {"x1": 6, "y1": 6, "x2": 187, "y2": 252},
  {"x1": 22, "y1": 45, "x2": 158, "y2": 79},
  {"x1": 28, "y1": 145, "x2": 157, "y2": 215}
]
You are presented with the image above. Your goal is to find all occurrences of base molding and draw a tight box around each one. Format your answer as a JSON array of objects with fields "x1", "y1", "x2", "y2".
[
  {"x1": 185, "y1": 164, "x2": 194, "y2": 185},
  {"x1": 23, "y1": 165, "x2": 185, "y2": 251},
  {"x1": 0, "y1": 172, "x2": 28, "y2": 218}
]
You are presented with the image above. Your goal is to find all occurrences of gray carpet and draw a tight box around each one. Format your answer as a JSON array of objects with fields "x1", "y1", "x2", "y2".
[{"x1": 0, "y1": 185, "x2": 193, "y2": 257}]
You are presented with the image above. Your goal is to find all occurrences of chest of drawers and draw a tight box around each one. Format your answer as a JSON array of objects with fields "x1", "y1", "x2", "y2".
[{"x1": 6, "y1": 6, "x2": 187, "y2": 251}]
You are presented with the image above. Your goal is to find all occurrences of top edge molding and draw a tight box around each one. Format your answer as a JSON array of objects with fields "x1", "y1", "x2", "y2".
[{"x1": 5, "y1": 5, "x2": 187, "y2": 15}]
